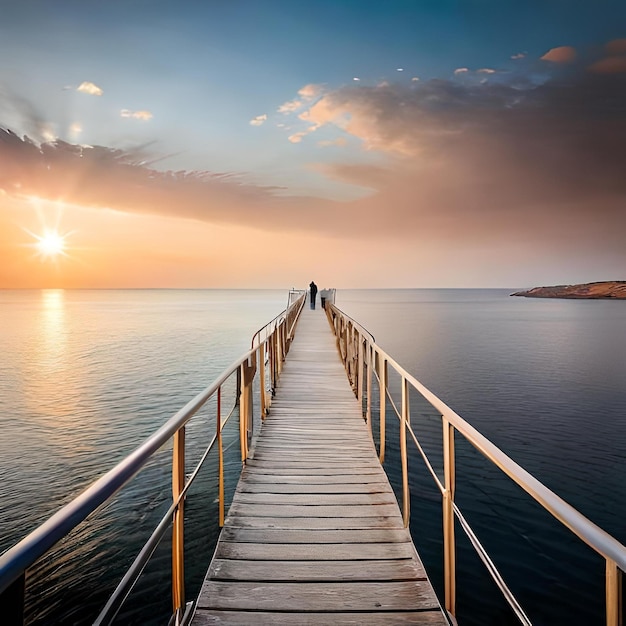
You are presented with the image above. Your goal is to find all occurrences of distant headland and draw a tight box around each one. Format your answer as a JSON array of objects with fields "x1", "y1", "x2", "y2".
[{"x1": 511, "y1": 281, "x2": 626, "y2": 299}]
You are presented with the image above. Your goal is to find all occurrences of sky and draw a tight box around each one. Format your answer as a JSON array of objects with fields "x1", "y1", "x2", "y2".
[{"x1": 1, "y1": 0, "x2": 625, "y2": 289}]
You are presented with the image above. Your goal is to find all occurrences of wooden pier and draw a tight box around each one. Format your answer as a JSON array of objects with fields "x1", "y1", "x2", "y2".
[{"x1": 191, "y1": 306, "x2": 448, "y2": 625}]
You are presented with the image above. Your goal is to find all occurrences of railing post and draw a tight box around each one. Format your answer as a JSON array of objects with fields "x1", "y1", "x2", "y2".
[
  {"x1": 217, "y1": 387, "x2": 225, "y2": 527},
  {"x1": 443, "y1": 418, "x2": 456, "y2": 616},
  {"x1": 606, "y1": 559, "x2": 623, "y2": 626},
  {"x1": 260, "y1": 341, "x2": 267, "y2": 418},
  {"x1": 366, "y1": 342, "x2": 372, "y2": 430},
  {"x1": 379, "y1": 355, "x2": 387, "y2": 464},
  {"x1": 357, "y1": 332, "x2": 364, "y2": 408},
  {"x1": 270, "y1": 330, "x2": 277, "y2": 397},
  {"x1": 401, "y1": 376, "x2": 410, "y2": 527},
  {"x1": 239, "y1": 362, "x2": 248, "y2": 462},
  {"x1": 171, "y1": 427, "x2": 185, "y2": 614}
]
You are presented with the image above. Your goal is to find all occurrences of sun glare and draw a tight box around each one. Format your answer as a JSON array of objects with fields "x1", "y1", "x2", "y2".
[{"x1": 35, "y1": 231, "x2": 67, "y2": 258}]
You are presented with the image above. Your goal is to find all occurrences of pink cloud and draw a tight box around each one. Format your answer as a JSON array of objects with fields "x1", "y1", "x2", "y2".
[
  {"x1": 606, "y1": 39, "x2": 626, "y2": 55},
  {"x1": 541, "y1": 46, "x2": 577, "y2": 63},
  {"x1": 588, "y1": 56, "x2": 626, "y2": 74}
]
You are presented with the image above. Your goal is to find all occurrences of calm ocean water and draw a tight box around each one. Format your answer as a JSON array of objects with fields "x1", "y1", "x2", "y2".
[{"x1": 1, "y1": 288, "x2": 625, "y2": 625}]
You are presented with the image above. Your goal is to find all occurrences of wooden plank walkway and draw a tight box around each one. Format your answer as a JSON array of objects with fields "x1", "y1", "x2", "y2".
[{"x1": 191, "y1": 305, "x2": 449, "y2": 625}]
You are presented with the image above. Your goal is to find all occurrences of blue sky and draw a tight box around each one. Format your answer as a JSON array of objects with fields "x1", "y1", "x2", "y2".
[{"x1": 1, "y1": 1, "x2": 626, "y2": 287}]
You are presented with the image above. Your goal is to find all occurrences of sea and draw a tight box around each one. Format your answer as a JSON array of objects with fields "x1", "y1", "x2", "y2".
[{"x1": 1, "y1": 288, "x2": 625, "y2": 625}]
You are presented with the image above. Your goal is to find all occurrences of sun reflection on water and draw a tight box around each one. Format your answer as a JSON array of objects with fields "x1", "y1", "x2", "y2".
[
  {"x1": 28, "y1": 289, "x2": 95, "y2": 453},
  {"x1": 40, "y1": 289, "x2": 66, "y2": 366}
]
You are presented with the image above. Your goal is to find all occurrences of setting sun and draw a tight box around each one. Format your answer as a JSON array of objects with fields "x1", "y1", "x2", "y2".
[{"x1": 35, "y1": 231, "x2": 66, "y2": 258}]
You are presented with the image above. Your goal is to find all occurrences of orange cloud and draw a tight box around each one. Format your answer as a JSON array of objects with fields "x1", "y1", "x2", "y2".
[
  {"x1": 588, "y1": 56, "x2": 626, "y2": 74},
  {"x1": 541, "y1": 46, "x2": 577, "y2": 63},
  {"x1": 605, "y1": 39, "x2": 626, "y2": 55}
]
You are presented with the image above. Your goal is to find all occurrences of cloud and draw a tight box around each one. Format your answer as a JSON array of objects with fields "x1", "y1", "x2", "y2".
[
  {"x1": 477, "y1": 68, "x2": 496, "y2": 74},
  {"x1": 277, "y1": 100, "x2": 302, "y2": 114},
  {"x1": 298, "y1": 84, "x2": 323, "y2": 99},
  {"x1": 588, "y1": 39, "x2": 626, "y2": 74},
  {"x1": 249, "y1": 114, "x2": 267, "y2": 126},
  {"x1": 588, "y1": 56, "x2": 626, "y2": 74},
  {"x1": 275, "y1": 66, "x2": 626, "y2": 252},
  {"x1": 2, "y1": 46, "x2": 626, "y2": 268},
  {"x1": 120, "y1": 109, "x2": 153, "y2": 121},
  {"x1": 511, "y1": 53, "x2": 526, "y2": 60},
  {"x1": 288, "y1": 132, "x2": 306, "y2": 143},
  {"x1": 454, "y1": 68, "x2": 469, "y2": 75},
  {"x1": 541, "y1": 46, "x2": 577, "y2": 63},
  {"x1": 605, "y1": 39, "x2": 626, "y2": 55},
  {"x1": 411, "y1": 77, "x2": 420, "y2": 82},
  {"x1": 77, "y1": 81, "x2": 104, "y2": 96},
  {"x1": 0, "y1": 127, "x2": 338, "y2": 234}
]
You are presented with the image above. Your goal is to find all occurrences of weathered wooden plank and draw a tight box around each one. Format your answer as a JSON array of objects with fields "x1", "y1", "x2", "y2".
[
  {"x1": 241, "y1": 460, "x2": 384, "y2": 472},
  {"x1": 215, "y1": 542, "x2": 416, "y2": 561},
  {"x1": 197, "y1": 581, "x2": 441, "y2": 612},
  {"x1": 219, "y1": 527, "x2": 412, "y2": 544},
  {"x1": 207, "y1": 557, "x2": 426, "y2": 581},
  {"x1": 237, "y1": 481, "x2": 392, "y2": 494},
  {"x1": 226, "y1": 503, "x2": 402, "y2": 518},
  {"x1": 232, "y1": 492, "x2": 398, "y2": 506},
  {"x1": 221, "y1": 516, "x2": 402, "y2": 529},
  {"x1": 240, "y1": 470, "x2": 389, "y2": 489},
  {"x1": 192, "y1": 610, "x2": 448, "y2": 625}
]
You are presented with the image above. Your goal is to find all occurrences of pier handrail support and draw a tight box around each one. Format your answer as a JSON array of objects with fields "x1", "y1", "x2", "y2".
[
  {"x1": 0, "y1": 290, "x2": 306, "y2": 626},
  {"x1": 325, "y1": 302, "x2": 626, "y2": 626}
]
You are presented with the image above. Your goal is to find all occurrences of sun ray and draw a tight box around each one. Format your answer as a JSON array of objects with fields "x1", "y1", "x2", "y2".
[{"x1": 36, "y1": 231, "x2": 67, "y2": 257}]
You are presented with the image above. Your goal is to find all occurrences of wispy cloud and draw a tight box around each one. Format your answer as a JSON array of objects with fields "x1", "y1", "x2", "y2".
[
  {"x1": 249, "y1": 114, "x2": 267, "y2": 126},
  {"x1": 477, "y1": 68, "x2": 496, "y2": 74},
  {"x1": 77, "y1": 81, "x2": 103, "y2": 96},
  {"x1": 454, "y1": 68, "x2": 469, "y2": 75},
  {"x1": 511, "y1": 52, "x2": 526, "y2": 60},
  {"x1": 277, "y1": 100, "x2": 302, "y2": 114},
  {"x1": 120, "y1": 109, "x2": 153, "y2": 121},
  {"x1": 288, "y1": 132, "x2": 307, "y2": 143}
]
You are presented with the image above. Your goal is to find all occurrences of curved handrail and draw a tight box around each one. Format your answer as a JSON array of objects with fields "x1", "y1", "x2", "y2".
[
  {"x1": 0, "y1": 291, "x2": 307, "y2": 625},
  {"x1": 0, "y1": 351, "x2": 249, "y2": 596},
  {"x1": 325, "y1": 302, "x2": 626, "y2": 625},
  {"x1": 250, "y1": 290, "x2": 306, "y2": 348}
]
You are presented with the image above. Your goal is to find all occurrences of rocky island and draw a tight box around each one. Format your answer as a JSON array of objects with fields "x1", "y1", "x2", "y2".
[{"x1": 511, "y1": 281, "x2": 626, "y2": 299}]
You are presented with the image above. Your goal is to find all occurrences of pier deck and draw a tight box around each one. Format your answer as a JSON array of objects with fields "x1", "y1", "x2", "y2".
[{"x1": 192, "y1": 306, "x2": 448, "y2": 625}]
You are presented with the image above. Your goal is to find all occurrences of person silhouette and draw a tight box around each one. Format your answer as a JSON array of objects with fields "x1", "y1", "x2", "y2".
[{"x1": 309, "y1": 281, "x2": 318, "y2": 310}]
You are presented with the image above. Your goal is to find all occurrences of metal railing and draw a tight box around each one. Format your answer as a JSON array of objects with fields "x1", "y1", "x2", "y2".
[
  {"x1": 325, "y1": 302, "x2": 625, "y2": 626},
  {"x1": 0, "y1": 290, "x2": 306, "y2": 626}
]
